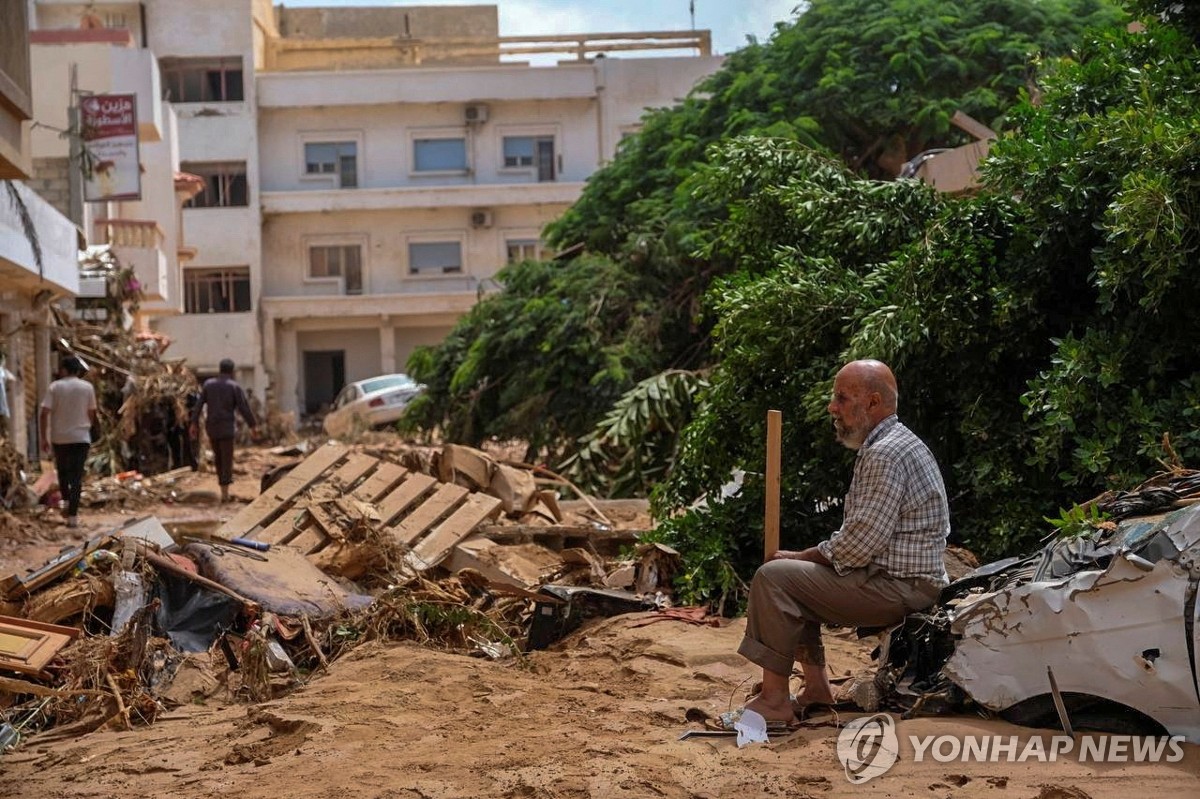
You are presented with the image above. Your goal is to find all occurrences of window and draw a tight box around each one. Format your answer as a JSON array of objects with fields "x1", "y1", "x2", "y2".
[
  {"x1": 408, "y1": 241, "x2": 462, "y2": 275},
  {"x1": 304, "y1": 142, "x2": 358, "y2": 188},
  {"x1": 309, "y1": 244, "x2": 363, "y2": 294},
  {"x1": 413, "y1": 138, "x2": 467, "y2": 172},
  {"x1": 503, "y1": 135, "x2": 555, "y2": 181},
  {"x1": 182, "y1": 162, "x2": 248, "y2": 208},
  {"x1": 506, "y1": 239, "x2": 547, "y2": 264},
  {"x1": 160, "y1": 57, "x2": 244, "y2": 102},
  {"x1": 184, "y1": 267, "x2": 251, "y2": 313}
]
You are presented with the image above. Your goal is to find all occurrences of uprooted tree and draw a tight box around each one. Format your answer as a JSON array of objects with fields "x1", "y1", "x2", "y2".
[{"x1": 403, "y1": 1, "x2": 1200, "y2": 604}]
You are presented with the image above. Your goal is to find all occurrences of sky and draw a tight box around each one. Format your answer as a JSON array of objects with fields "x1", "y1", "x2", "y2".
[{"x1": 282, "y1": 1, "x2": 803, "y2": 57}]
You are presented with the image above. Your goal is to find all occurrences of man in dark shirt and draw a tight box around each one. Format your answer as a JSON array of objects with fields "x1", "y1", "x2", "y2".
[{"x1": 189, "y1": 358, "x2": 257, "y2": 502}]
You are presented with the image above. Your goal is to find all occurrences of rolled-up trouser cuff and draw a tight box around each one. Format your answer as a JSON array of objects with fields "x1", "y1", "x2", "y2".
[{"x1": 738, "y1": 635, "x2": 796, "y2": 677}]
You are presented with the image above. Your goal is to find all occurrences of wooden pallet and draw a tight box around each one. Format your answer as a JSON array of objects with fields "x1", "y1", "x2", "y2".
[{"x1": 217, "y1": 443, "x2": 502, "y2": 576}]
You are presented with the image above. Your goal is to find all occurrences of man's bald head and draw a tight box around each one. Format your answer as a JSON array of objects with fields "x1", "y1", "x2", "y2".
[
  {"x1": 828, "y1": 359, "x2": 899, "y2": 450},
  {"x1": 838, "y1": 359, "x2": 898, "y2": 413}
]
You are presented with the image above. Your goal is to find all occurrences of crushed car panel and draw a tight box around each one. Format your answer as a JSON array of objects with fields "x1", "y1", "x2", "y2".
[{"x1": 941, "y1": 504, "x2": 1200, "y2": 741}]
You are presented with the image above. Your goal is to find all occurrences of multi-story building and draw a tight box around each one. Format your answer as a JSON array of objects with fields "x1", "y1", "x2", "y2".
[
  {"x1": 1, "y1": 0, "x2": 80, "y2": 458},
  {"x1": 32, "y1": 1, "x2": 724, "y2": 422},
  {"x1": 29, "y1": 18, "x2": 194, "y2": 331}
]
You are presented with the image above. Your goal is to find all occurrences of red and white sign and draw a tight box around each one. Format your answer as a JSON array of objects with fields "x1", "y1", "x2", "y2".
[{"x1": 80, "y1": 93, "x2": 141, "y2": 202}]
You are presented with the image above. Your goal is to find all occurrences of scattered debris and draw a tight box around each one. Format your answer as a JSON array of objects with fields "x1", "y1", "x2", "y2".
[{"x1": 0, "y1": 439, "x2": 665, "y2": 749}]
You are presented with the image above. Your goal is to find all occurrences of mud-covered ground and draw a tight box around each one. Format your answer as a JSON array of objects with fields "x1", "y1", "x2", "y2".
[{"x1": 2, "y1": 445, "x2": 1198, "y2": 798}]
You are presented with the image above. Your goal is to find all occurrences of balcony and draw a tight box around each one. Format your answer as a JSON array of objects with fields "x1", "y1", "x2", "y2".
[
  {"x1": 0, "y1": 180, "x2": 78, "y2": 293},
  {"x1": 262, "y1": 281, "x2": 490, "y2": 326},
  {"x1": 94, "y1": 219, "x2": 169, "y2": 302},
  {"x1": 261, "y1": 180, "x2": 585, "y2": 215}
]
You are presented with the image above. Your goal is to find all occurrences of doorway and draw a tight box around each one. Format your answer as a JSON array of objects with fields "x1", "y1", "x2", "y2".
[{"x1": 303, "y1": 350, "x2": 345, "y2": 415}]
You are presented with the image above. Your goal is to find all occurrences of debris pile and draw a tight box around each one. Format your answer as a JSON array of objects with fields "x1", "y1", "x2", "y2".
[
  {"x1": 50, "y1": 305, "x2": 292, "y2": 479},
  {"x1": 0, "y1": 441, "x2": 677, "y2": 752}
]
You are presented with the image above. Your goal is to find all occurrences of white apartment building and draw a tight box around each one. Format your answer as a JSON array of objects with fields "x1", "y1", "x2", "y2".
[
  {"x1": 1, "y1": 1, "x2": 80, "y2": 459},
  {"x1": 32, "y1": 1, "x2": 724, "y2": 421}
]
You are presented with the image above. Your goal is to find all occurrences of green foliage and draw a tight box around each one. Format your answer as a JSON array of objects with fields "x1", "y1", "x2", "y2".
[
  {"x1": 401, "y1": 255, "x2": 679, "y2": 460},
  {"x1": 560, "y1": 370, "x2": 709, "y2": 498},
  {"x1": 547, "y1": 0, "x2": 1122, "y2": 255},
  {"x1": 1044, "y1": 503, "x2": 1111, "y2": 539}
]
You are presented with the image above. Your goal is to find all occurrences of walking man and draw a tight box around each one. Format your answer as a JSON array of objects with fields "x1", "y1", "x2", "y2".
[
  {"x1": 39, "y1": 356, "x2": 97, "y2": 528},
  {"x1": 190, "y1": 358, "x2": 257, "y2": 503}
]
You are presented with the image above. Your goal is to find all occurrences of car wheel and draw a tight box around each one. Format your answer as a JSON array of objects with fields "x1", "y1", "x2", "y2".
[{"x1": 1000, "y1": 693, "x2": 1167, "y2": 737}]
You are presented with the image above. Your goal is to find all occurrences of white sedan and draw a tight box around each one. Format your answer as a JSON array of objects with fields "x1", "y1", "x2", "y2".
[{"x1": 322, "y1": 374, "x2": 424, "y2": 437}]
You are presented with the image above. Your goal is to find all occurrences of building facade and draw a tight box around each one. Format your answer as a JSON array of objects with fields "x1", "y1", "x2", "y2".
[
  {"x1": 32, "y1": 1, "x2": 724, "y2": 421},
  {"x1": 1, "y1": 0, "x2": 80, "y2": 459}
]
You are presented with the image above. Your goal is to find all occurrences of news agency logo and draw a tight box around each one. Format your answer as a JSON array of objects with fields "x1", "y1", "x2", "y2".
[
  {"x1": 836, "y1": 714, "x2": 899, "y2": 784},
  {"x1": 835, "y1": 713, "x2": 1188, "y2": 783}
]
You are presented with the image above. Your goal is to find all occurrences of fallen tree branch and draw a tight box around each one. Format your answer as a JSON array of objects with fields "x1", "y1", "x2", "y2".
[
  {"x1": 0, "y1": 675, "x2": 105, "y2": 699},
  {"x1": 136, "y1": 545, "x2": 259, "y2": 610},
  {"x1": 300, "y1": 613, "x2": 329, "y2": 672},
  {"x1": 103, "y1": 671, "x2": 131, "y2": 730}
]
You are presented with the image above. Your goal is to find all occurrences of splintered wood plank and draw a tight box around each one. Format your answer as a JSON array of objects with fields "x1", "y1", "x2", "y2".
[
  {"x1": 389, "y1": 483, "x2": 469, "y2": 548},
  {"x1": 257, "y1": 508, "x2": 311, "y2": 546},
  {"x1": 352, "y1": 462, "x2": 408, "y2": 503},
  {"x1": 408, "y1": 493, "x2": 503, "y2": 572},
  {"x1": 329, "y1": 454, "x2": 380, "y2": 493},
  {"x1": 377, "y1": 473, "x2": 439, "y2": 526},
  {"x1": 219, "y1": 444, "x2": 349, "y2": 537}
]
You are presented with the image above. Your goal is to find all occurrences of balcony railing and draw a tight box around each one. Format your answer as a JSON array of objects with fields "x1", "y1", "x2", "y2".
[
  {"x1": 94, "y1": 218, "x2": 164, "y2": 250},
  {"x1": 266, "y1": 29, "x2": 713, "y2": 72},
  {"x1": 92, "y1": 218, "x2": 169, "y2": 302}
]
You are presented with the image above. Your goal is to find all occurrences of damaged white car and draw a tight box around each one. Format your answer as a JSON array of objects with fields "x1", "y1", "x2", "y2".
[{"x1": 878, "y1": 474, "x2": 1200, "y2": 742}]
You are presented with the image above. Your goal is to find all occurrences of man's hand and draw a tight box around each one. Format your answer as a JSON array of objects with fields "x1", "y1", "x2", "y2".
[
  {"x1": 770, "y1": 546, "x2": 833, "y2": 567},
  {"x1": 39, "y1": 439, "x2": 50, "y2": 458}
]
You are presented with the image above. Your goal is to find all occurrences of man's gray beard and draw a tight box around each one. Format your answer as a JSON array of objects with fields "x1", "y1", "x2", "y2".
[{"x1": 835, "y1": 424, "x2": 866, "y2": 451}]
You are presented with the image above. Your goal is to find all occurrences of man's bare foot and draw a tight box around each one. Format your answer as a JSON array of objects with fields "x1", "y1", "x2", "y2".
[
  {"x1": 792, "y1": 688, "x2": 836, "y2": 712},
  {"x1": 742, "y1": 693, "x2": 798, "y2": 725}
]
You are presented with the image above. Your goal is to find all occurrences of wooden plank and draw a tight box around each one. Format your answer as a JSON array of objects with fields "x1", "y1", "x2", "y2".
[
  {"x1": 257, "y1": 508, "x2": 311, "y2": 546},
  {"x1": 352, "y1": 462, "x2": 408, "y2": 503},
  {"x1": 764, "y1": 409, "x2": 782, "y2": 562},
  {"x1": 377, "y1": 473, "x2": 438, "y2": 526},
  {"x1": 389, "y1": 483, "x2": 469, "y2": 548},
  {"x1": 289, "y1": 521, "x2": 330, "y2": 555},
  {"x1": 329, "y1": 454, "x2": 379, "y2": 493},
  {"x1": 301, "y1": 505, "x2": 343, "y2": 551},
  {"x1": 218, "y1": 444, "x2": 349, "y2": 537},
  {"x1": 408, "y1": 493, "x2": 503, "y2": 571}
]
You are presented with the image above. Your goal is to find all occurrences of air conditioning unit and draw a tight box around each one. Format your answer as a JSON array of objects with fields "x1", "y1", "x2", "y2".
[
  {"x1": 470, "y1": 208, "x2": 493, "y2": 228},
  {"x1": 464, "y1": 103, "x2": 489, "y2": 124}
]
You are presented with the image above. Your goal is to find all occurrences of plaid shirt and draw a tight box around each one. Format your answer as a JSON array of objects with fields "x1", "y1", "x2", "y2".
[{"x1": 817, "y1": 415, "x2": 950, "y2": 586}]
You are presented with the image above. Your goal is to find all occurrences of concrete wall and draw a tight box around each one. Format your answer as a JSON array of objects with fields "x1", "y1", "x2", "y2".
[
  {"x1": 28, "y1": 157, "x2": 71, "y2": 219},
  {"x1": 155, "y1": 312, "x2": 257, "y2": 373},
  {"x1": 276, "y1": 5, "x2": 497, "y2": 42}
]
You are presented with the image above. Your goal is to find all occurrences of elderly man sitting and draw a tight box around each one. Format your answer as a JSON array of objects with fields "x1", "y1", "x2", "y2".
[{"x1": 736, "y1": 359, "x2": 950, "y2": 727}]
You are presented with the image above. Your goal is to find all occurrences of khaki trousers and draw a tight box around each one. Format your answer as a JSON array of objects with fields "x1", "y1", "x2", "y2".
[{"x1": 738, "y1": 559, "x2": 940, "y2": 675}]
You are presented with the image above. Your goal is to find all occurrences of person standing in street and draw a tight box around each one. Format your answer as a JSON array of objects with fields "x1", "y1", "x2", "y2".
[
  {"x1": 39, "y1": 356, "x2": 98, "y2": 529},
  {"x1": 190, "y1": 358, "x2": 257, "y2": 503}
]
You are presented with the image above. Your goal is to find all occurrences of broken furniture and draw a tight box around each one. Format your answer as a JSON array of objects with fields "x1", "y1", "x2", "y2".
[{"x1": 216, "y1": 443, "x2": 504, "y2": 580}]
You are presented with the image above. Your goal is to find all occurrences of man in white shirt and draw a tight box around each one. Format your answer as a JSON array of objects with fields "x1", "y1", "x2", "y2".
[{"x1": 39, "y1": 356, "x2": 98, "y2": 528}]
